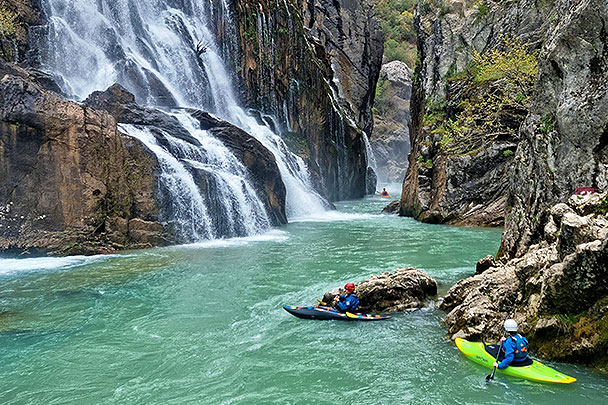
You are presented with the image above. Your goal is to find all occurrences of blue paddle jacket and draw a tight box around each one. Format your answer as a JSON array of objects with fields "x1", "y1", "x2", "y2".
[
  {"x1": 498, "y1": 333, "x2": 529, "y2": 369},
  {"x1": 336, "y1": 293, "x2": 360, "y2": 312}
]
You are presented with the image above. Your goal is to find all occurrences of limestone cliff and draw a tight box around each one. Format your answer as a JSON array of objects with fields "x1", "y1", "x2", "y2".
[
  {"x1": 396, "y1": 0, "x2": 558, "y2": 226},
  {"x1": 371, "y1": 61, "x2": 412, "y2": 183},
  {"x1": 436, "y1": 0, "x2": 608, "y2": 369},
  {"x1": 230, "y1": 0, "x2": 384, "y2": 200}
]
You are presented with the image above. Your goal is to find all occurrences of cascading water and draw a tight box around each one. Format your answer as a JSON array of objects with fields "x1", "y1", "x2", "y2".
[{"x1": 40, "y1": 0, "x2": 329, "y2": 240}]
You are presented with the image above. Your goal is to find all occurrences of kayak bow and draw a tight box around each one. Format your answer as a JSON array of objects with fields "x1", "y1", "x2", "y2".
[{"x1": 455, "y1": 338, "x2": 576, "y2": 384}]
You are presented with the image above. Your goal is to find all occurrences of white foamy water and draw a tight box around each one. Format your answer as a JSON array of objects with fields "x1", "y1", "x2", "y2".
[
  {"x1": 0, "y1": 255, "x2": 113, "y2": 277},
  {"x1": 173, "y1": 229, "x2": 289, "y2": 249},
  {"x1": 288, "y1": 211, "x2": 380, "y2": 223}
]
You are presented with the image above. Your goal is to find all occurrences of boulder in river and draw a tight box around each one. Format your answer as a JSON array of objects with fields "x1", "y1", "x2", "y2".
[{"x1": 322, "y1": 268, "x2": 438, "y2": 312}]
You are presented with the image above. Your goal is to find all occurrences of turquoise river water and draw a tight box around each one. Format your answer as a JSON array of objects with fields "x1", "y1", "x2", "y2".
[{"x1": 0, "y1": 191, "x2": 606, "y2": 404}]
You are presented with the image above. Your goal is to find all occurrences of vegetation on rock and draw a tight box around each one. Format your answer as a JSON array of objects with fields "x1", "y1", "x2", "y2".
[
  {"x1": 426, "y1": 37, "x2": 538, "y2": 156},
  {"x1": 0, "y1": 6, "x2": 17, "y2": 61},
  {"x1": 372, "y1": 0, "x2": 416, "y2": 66}
]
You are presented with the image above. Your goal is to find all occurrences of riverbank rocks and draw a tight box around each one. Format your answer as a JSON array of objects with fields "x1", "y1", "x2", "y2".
[
  {"x1": 441, "y1": 192, "x2": 608, "y2": 368},
  {"x1": 322, "y1": 268, "x2": 437, "y2": 312}
]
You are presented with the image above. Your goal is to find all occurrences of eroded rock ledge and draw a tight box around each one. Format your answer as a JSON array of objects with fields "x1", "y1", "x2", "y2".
[
  {"x1": 440, "y1": 193, "x2": 608, "y2": 368},
  {"x1": 0, "y1": 66, "x2": 287, "y2": 254},
  {"x1": 322, "y1": 268, "x2": 438, "y2": 312}
]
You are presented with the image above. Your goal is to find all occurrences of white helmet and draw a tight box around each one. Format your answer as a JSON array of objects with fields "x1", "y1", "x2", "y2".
[{"x1": 504, "y1": 319, "x2": 518, "y2": 332}]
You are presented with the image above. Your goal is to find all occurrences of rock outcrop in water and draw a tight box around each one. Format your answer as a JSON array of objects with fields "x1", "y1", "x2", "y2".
[
  {"x1": 0, "y1": 66, "x2": 167, "y2": 255},
  {"x1": 322, "y1": 268, "x2": 438, "y2": 312},
  {"x1": 440, "y1": 192, "x2": 608, "y2": 368},
  {"x1": 232, "y1": 0, "x2": 383, "y2": 200}
]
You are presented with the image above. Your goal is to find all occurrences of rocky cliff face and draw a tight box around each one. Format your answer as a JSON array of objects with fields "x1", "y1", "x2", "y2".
[
  {"x1": 0, "y1": 63, "x2": 288, "y2": 254},
  {"x1": 230, "y1": 0, "x2": 384, "y2": 200},
  {"x1": 500, "y1": 0, "x2": 608, "y2": 260},
  {"x1": 441, "y1": 193, "x2": 608, "y2": 368},
  {"x1": 0, "y1": 64, "x2": 168, "y2": 255},
  {"x1": 371, "y1": 61, "x2": 412, "y2": 183},
  {"x1": 396, "y1": 0, "x2": 558, "y2": 226},
  {"x1": 434, "y1": 0, "x2": 608, "y2": 369}
]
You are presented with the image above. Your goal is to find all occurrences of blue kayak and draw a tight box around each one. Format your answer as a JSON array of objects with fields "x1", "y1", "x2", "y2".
[{"x1": 283, "y1": 305, "x2": 390, "y2": 321}]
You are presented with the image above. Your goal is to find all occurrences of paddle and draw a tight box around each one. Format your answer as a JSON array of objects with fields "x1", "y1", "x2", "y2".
[{"x1": 486, "y1": 337, "x2": 504, "y2": 381}]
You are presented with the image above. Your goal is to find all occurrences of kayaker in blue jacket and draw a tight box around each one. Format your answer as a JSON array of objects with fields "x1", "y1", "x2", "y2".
[
  {"x1": 493, "y1": 319, "x2": 530, "y2": 369},
  {"x1": 333, "y1": 282, "x2": 360, "y2": 312}
]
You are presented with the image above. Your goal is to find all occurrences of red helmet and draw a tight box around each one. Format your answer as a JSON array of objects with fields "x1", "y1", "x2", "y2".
[{"x1": 344, "y1": 282, "x2": 356, "y2": 292}]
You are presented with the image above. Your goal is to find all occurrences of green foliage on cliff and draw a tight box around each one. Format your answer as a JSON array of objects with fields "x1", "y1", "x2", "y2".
[
  {"x1": 428, "y1": 37, "x2": 538, "y2": 155},
  {"x1": 243, "y1": 13, "x2": 258, "y2": 49},
  {"x1": 474, "y1": 0, "x2": 489, "y2": 22},
  {"x1": 0, "y1": 6, "x2": 17, "y2": 61},
  {"x1": 470, "y1": 36, "x2": 539, "y2": 89},
  {"x1": 372, "y1": 0, "x2": 417, "y2": 66}
]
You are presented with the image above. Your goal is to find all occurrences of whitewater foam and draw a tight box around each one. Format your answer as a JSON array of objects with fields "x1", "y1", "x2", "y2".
[
  {"x1": 172, "y1": 229, "x2": 289, "y2": 249},
  {"x1": 0, "y1": 255, "x2": 115, "y2": 277}
]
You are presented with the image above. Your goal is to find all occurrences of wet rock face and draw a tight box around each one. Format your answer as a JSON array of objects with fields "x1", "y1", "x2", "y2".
[
  {"x1": 440, "y1": 192, "x2": 608, "y2": 367},
  {"x1": 85, "y1": 84, "x2": 288, "y2": 228},
  {"x1": 322, "y1": 268, "x2": 438, "y2": 312},
  {"x1": 231, "y1": 0, "x2": 383, "y2": 200},
  {"x1": 372, "y1": 61, "x2": 412, "y2": 183},
  {"x1": 0, "y1": 72, "x2": 169, "y2": 255}
]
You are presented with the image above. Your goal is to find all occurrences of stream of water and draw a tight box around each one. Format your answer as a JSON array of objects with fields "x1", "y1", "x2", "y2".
[{"x1": 0, "y1": 191, "x2": 606, "y2": 404}]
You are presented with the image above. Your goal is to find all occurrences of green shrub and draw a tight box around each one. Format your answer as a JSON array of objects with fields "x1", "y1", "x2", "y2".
[
  {"x1": 374, "y1": 77, "x2": 391, "y2": 116},
  {"x1": 474, "y1": 0, "x2": 489, "y2": 22},
  {"x1": 433, "y1": 37, "x2": 538, "y2": 155},
  {"x1": 0, "y1": 6, "x2": 17, "y2": 61},
  {"x1": 540, "y1": 113, "x2": 555, "y2": 134},
  {"x1": 470, "y1": 36, "x2": 538, "y2": 89},
  {"x1": 503, "y1": 149, "x2": 514, "y2": 157}
]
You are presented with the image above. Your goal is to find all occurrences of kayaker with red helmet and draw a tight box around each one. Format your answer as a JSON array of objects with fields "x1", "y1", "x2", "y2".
[
  {"x1": 491, "y1": 319, "x2": 531, "y2": 369},
  {"x1": 333, "y1": 282, "x2": 360, "y2": 312}
]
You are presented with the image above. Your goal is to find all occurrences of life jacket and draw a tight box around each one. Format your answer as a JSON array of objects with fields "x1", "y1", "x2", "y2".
[
  {"x1": 337, "y1": 293, "x2": 360, "y2": 312},
  {"x1": 503, "y1": 334, "x2": 529, "y2": 361}
]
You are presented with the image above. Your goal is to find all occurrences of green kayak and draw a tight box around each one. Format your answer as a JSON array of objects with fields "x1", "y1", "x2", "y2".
[{"x1": 455, "y1": 338, "x2": 576, "y2": 384}]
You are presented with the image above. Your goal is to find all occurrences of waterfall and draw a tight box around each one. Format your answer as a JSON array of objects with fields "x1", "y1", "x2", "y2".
[
  {"x1": 40, "y1": 0, "x2": 328, "y2": 240},
  {"x1": 362, "y1": 132, "x2": 378, "y2": 174}
]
